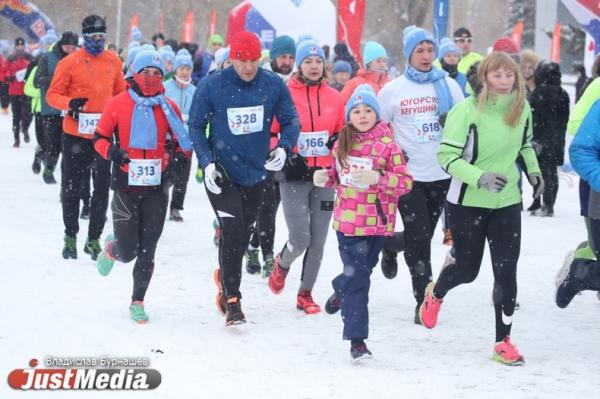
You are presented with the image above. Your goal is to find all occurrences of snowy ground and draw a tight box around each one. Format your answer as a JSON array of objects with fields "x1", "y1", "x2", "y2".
[{"x1": 1, "y1": 109, "x2": 599, "y2": 399}]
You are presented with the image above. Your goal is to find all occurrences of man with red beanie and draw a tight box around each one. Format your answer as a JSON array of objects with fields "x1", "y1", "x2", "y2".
[{"x1": 189, "y1": 30, "x2": 300, "y2": 326}]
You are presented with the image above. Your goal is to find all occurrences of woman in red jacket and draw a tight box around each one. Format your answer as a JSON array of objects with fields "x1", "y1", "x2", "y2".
[
  {"x1": 6, "y1": 37, "x2": 33, "y2": 147},
  {"x1": 268, "y1": 40, "x2": 345, "y2": 314},
  {"x1": 93, "y1": 50, "x2": 192, "y2": 323}
]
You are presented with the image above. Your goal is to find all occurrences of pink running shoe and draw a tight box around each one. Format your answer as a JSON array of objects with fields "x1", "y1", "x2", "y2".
[
  {"x1": 419, "y1": 282, "x2": 443, "y2": 329},
  {"x1": 493, "y1": 336, "x2": 524, "y2": 366}
]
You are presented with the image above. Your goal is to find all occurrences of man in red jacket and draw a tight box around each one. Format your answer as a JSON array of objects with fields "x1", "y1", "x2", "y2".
[
  {"x1": 6, "y1": 37, "x2": 33, "y2": 147},
  {"x1": 0, "y1": 45, "x2": 10, "y2": 114}
]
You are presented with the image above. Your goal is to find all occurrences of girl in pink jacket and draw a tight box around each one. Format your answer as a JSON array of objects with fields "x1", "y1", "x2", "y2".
[{"x1": 313, "y1": 85, "x2": 412, "y2": 361}]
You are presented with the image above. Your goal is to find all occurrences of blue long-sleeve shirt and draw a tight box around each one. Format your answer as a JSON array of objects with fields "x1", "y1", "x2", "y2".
[
  {"x1": 188, "y1": 66, "x2": 300, "y2": 187},
  {"x1": 164, "y1": 78, "x2": 196, "y2": 128},
  {"x1": 570, "y1": 99, "x2": 600, "y2": 191}
]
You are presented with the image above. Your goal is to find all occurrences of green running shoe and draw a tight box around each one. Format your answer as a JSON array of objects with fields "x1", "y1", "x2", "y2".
[
  {"x1": 262, "y1": 254, "x2": 274, "y2": 279},
  {"x1": 97, "y1": 235, "x2": 116, "y2": 276},
  {"x1": 62, "y1": 235, "x2": 77, "y2": 259},
  {"x1": 246, "y1": 248, "x2": 261, "y2": 275},
  {"x1": 84, "y1": 238, "x2": 102, "y2": 260},
  {"x1": 129, "y1": 301, "x2": 149, "y2": 323}
]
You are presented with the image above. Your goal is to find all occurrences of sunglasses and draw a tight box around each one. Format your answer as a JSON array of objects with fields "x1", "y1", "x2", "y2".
[
  {"x1": 454, "y1": 37, "x2": 472, "y2": 43},
  {"x1": 85, "y1": 33, "x2": 107, "y2": 40}
]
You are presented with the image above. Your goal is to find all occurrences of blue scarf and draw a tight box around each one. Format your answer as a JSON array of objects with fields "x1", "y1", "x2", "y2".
[
  {"x1": 405, "y1": 65, "x2": 453, "y2": 115},
  {"x1": 83, "y1": 37, "x2": 105, "y2": 56},
  {"x1": 128, "y1": 89, "x2": 192, "y2": 151}
]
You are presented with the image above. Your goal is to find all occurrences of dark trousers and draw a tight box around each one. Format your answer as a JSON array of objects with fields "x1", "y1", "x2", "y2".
[
  {"x1": 10, "y1": 95, "x2": 32, "y2": 140},
  {"x1": 61, "y1": 134, "x2": 110, "y2": 239},
  {"x1": 41, "y1": 114, "x2": 63, "y2": 171},
  {"x1": 539, "y1": 156, "x2": 559, "y2": 209},
  {"x1": 33, "y1": 113, "x2": 44, "y2": 162},
  {"x1": 249, "y1": 173, "x2": 280, "y2": 258},
  {"x1": 386, "y1": 179, "x2": 450, "y2": 304},
  {"x1": 110, "y1": 189, "x2": 168, "y2": 301},
  {"x1": 434, "y1": 203, "x2": 521, "y2": 342},
  {"x1": 206, "y1": 174, "x2": 265, "y2": 299},
  {"x1": 333, "y1": 232, "x2": 385, "y2": 340},
  {"x1": 0, "y1": 82, "x2": 9, "y2": 109},
  {"x1": 169, "y1": 156, "x2": 192, "y2": 210}
]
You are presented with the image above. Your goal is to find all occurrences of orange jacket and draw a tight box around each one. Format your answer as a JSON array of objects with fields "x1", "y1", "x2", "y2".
[
  {"x1": 340, "y1": 68, "x2": 390, "y2": 105},
  {"x1": 46, "y1": 48, "x2": 126, "y2": 139}
]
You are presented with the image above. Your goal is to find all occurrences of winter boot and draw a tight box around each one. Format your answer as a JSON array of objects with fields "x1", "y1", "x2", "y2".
[
  {"x1": 97, "y1": 235, "x2": 116, "y2": 276},
  {"x1": 296, "y1": 290, "x2": 321, "y2": 314},
  {"x1": 43, "y1": 168, "x2": 56, "y2": 184},
  {"x1": 527, "y1": 198, "x2": 541, "y2": 214},
  {"x1": 12, "y1": 139, "x2": 19, "y2": 148},
  {"x1": 540, "y1": 205, "x2": 554, "y2": 217},
  {"x1": 350, "y1": 340, "x2": 372, "y2": 361},
  {"x1": 492, "y1": 336, "x2": 524, "y2": 366},
  {"x1": 268, "y1": 254, "x2": 289, "y2": 294},
  {"x1": 32, "y1": 146, "x2": 43, "y2": 174},
  {"x1": 84, "y1": 238, "x2": 102, "y2": 260},
  {"x1": 245, "y1": 247, "x2": 261, "y2": 275},
  {"x1": 169, "y1": 208, "x2": 184, "y2": 222},
  {"x1": 129, "y1": 301, "x2": 149, "y2": 324},
  {"x1": 23, "y1": 131, "x2": 30, "y2": 143},
  {"x1": 380, "y1": 246, "x2": 398, "y2": 279},
  {"x1": 213, "y1": 268, "x2": 227, "y2": 315},
  {"x1": 555, "y1": 258, "x2": 592, "y2": 308},
  {"x1": 62, "y1": 235, "x2": 77, "y2": 259},
  {"x1": 419, "y1": 282, "x2": 443, "y2": 328},
  {"x1": 324, "y1": 293, "x2": 341, "y2": 314},
  {"x1": 225, "y1": 297, "x2": 246, "y2": 326},
  {"x1": 262, "y1": 254, "x2": 275, "y2": 279}
]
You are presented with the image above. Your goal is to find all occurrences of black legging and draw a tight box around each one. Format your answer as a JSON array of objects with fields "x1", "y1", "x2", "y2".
[
  {"x1": 249, "y1": 173, "x2": 280, "y2": 257},
  {"x1": 61, "y1": 134, "x2": 110, "y2": 239},
  {"x1": 206, "y1": 170, "x2": 265, "y2": 299},
  {"x1": 10, "y1": 95, "x2": 32, "y2": 140},
  {"x1": 170, "y1": 156, "x2": 192, "y2": 210},
  {"x1": 538, "y1": 155, "x2": 559, "y2": 210},
  {"x1": 33, "y1": 113, "x2": 44, "y2": 162},
  {"x1": 433, "y1": 203, "x2": 521, "y2": 342},
  {"x1": 42, "y1": 114, "x2": 63, "y2": 171},
  {"x1": 0, "y1": 82, "x2": 9, "y2": 109},
  {"x1": 386, "y1": 179, "x2": 450, "y2": 305},
  {"x1": 109, "y1": 189, "x2": 168, "y2": 301}
]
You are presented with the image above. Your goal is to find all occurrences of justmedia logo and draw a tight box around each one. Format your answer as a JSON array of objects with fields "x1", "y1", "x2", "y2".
[{"x1": 7, "y1": 356, "x2": 161, "y2": 390}]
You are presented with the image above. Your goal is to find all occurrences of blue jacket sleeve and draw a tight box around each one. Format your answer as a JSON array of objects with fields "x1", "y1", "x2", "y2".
[
  {"x1": 570, "y1": 99, "x2": 600, "y2": 191},
  {"x1": 273, "y1": 78, "x2": 300, "y2": 152},
  {"x1": 188, "y1": 78, "x2": 214, "y2": 169}
]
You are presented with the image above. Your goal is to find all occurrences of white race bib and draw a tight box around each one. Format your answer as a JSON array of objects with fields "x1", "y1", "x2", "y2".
[
  {"x1": 15, "y1": 68, "x2": 27, "y2": 82},
  {"x1": 297, "y1": 130, "x2": 329, "y2": 157},
  {"x1": 414, "y1": 115, "x2": 442, "y2": 143},
  {"x1": 128, "y1": 159, "x2": 162, "y2": 186},
  {"x1": 337, "y1": 156, "x2": 373, "y2": 189},
  {"x1": 227, "y1": 105, "x2": 264, "y2": 135},
  {"x1": 78, "y1": 113, "x2": 101, "y2": 136}
]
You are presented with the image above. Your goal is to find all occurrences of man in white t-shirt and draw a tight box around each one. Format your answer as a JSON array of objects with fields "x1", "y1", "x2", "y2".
[{"x1": 377, "y1": 26, "x2": 464, "y2": 324}]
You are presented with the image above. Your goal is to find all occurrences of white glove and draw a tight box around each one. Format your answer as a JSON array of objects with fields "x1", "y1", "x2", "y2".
[
  {"x1": 313, "y1": 169, "x2": 329, "y2": 187},
  {"x1": 204, "y1": 163, "x2": 222, "y2": 195},
  {"x1": 351, "y1": 169, "x2": 380, "y2": 186},
  {"x1": 264, "y1": 147, "x2": 287, "y2": 171}
]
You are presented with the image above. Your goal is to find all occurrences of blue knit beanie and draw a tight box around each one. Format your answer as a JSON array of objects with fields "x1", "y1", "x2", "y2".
[
  {"x1": 126, "y1": 45, "x2": 143, "y2": 69},
  {"x1": 159, "y1": 47, "x2": 175, "y2": 67},
  {"x1": 174, "y1": 54, "x2": 193, "y2": 71},
  {"x1": 40, "y1": 29, "x2": 58, "y2": 46},
  {"x1": 176, "y1": 48, "x2": 191, "y2": 58},
  {"x1": 403, "y1": 25, "x2": 438, "y2": 60},
  {"x1": 345, "y1": 84, "x2": 381, "y2": 122},
  {"x1": 295, "y1": 40, "x2": 325, "y2": 68},
  {"x1": 362, "y1": 41, "x2": 387, "y2": 66},
  {"x1": 297, "y1": 34, "x2": 315, "y2": 46},
  {"x1": 438, "y1": 37, "x2": 461, "y2": 61},
  {"x1": 133, "y1": 50, "x2": 164, "y2": 75},
  {"x1": 130, "y1": 27, "x2": 143, "y2": 43},
  {"x1": 333, "y1": 60, "x2": 352, "y2": 74},
  {"x1": 270, "y1": 35, "x2": 296, "y2": 60}
]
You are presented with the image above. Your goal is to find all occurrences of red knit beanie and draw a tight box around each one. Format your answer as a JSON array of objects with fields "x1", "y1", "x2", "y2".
[
  {"x1": 492, "y1": 37, "x2": 520, "y2": 54},
  {"x1": 230, "y1": 31, "x2": 261, "y2": 61}
]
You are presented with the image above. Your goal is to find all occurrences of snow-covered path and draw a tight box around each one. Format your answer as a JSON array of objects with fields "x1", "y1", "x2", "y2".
[{"x1": 0, "y1": 112, "x2": 599, "y2": 399}]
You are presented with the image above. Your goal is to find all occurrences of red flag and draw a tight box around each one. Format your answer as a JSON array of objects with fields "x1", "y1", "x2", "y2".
[
  {"x1": 551, "y1": 22, "x2": 561, "y2": 62},
  {"x1": 128, "y1": 13, "x2": 139, "y2": 42},
  {"x1": 511, "y1": 21, "x2": 524, "y2": 49},
  {"x1": 227, "y1": 1, "x2": 252, "y2": 45},
  {"x1": 337, "y1": 0, "x2": 366, "y2": 65},
  {"x1": 159, "y1": 11, "x2": 164, "y2": 34},
  {"x1": 182, "y1": 11, "x2": 195, "y2": 43}
]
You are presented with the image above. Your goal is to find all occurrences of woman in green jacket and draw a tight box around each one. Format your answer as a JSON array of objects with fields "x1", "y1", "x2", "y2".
[
  {"x1": 24, "y1": 63, "x2": 43, "y2": 175},
  {"x1": 418, "y1": 52, "x2": 543, "y2": 366}
]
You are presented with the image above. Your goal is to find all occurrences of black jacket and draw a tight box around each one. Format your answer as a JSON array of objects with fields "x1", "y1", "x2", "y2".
[{"x1": 530, "y1": 61, "x2": 570, "y2": 165}]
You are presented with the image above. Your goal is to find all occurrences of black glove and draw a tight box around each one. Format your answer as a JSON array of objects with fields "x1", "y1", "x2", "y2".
[
  {"x1": 108, "y1": 145, "x2": 130, "y2": 165},
  {"x1": 68, "y1": 97, "x2": 88, "y2": 112},
  {"x1": 326, "y1": 133, "x2": 339, "y2": 150}
]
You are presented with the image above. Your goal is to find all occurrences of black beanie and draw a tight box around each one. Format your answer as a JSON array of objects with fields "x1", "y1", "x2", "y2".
[
  {"x1": 15, "y1": 37, "x2": 25, "y2": 46},
  {"x1": 60, "y1": 31, "x2": 79, "y2": 46}
]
